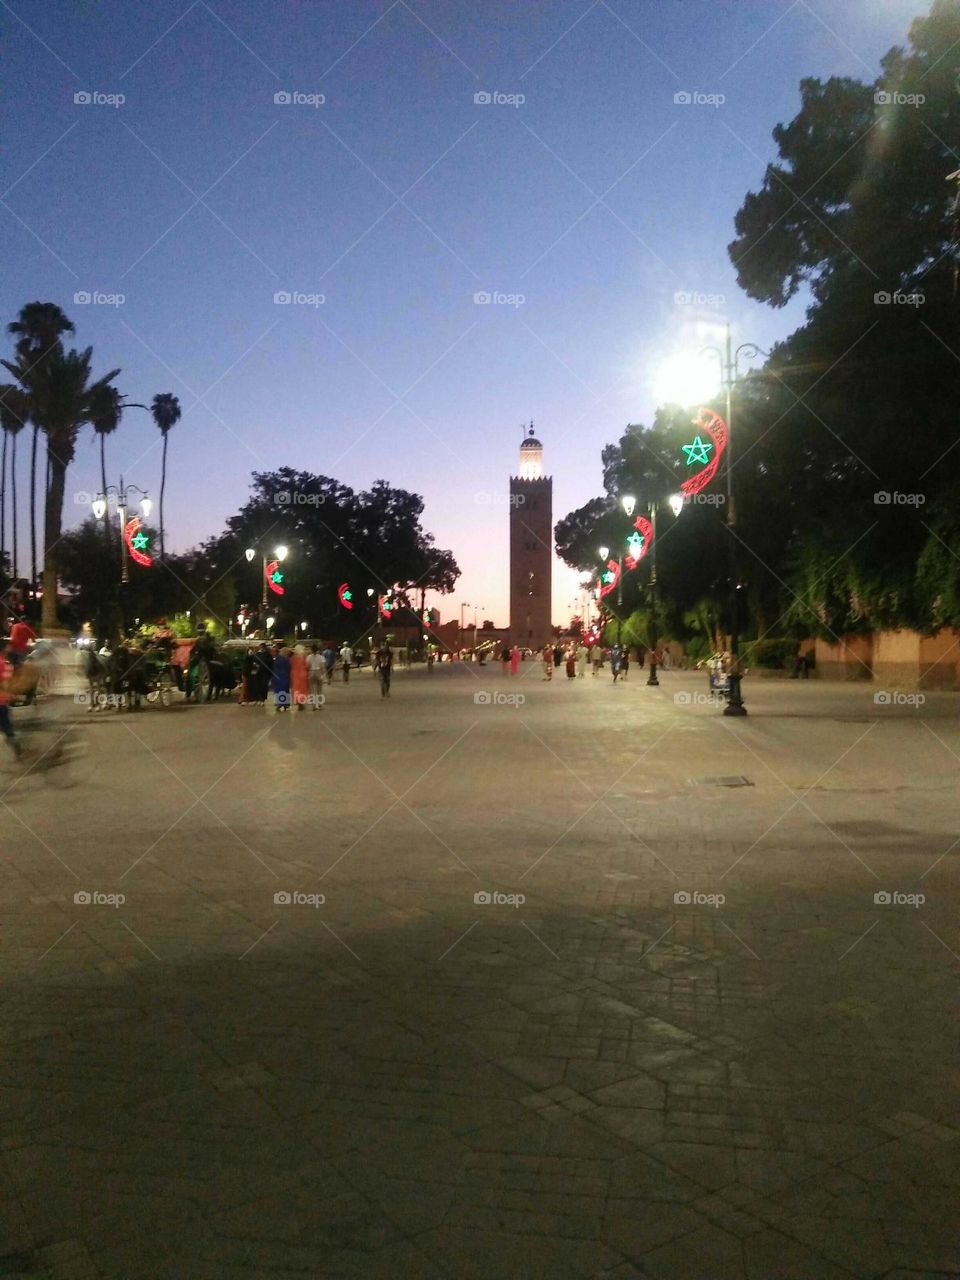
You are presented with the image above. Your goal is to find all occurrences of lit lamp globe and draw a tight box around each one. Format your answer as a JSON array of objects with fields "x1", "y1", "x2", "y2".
[
  {"x1": 244, "y1": 548, "x2": 256, "y2": 563},
  {"x1": 139, "y1": 496, "x2": 152, "y2": 518},
  {"x1": 91, "y1": 496, "x2": 107, "y2": 520},
  {"x1": 598, "y1": 545, "x2": 609, "y2": 561},
  {"x1": 276, "y1": 545, "x2": 288, "y2": 562},
  {"x1": 266, "y1": 616, "x2": 275, "y2": 631},
  {"x1": 655, "y1": 353, "x2": 721, "y2": 407},
  {"x1": 669, "y1": 493, "x2": 685, "y2": 517},
  {"x1": 621, "y1": 495, "x2": 636, "y2": 517}
]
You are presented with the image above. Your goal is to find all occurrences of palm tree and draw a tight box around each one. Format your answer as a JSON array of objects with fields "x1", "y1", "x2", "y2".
[
  {"x1": 7, "y1": 304, "x2": 74, "y2": 595},
  {"x1": 151, "y1": 393, "x2": 182, "y2": 559},
  {"x1": 2, "y1": 346, "x2": 120, "y2": 632},
  {"x1": 0, "y1": 386, "x2": 30, "y2": 582},
  {"x1": 89, "y1": 385, "x2": 122, "y2": 506}
]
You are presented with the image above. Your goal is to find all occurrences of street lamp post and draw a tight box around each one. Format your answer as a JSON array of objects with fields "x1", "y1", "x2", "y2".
[
  {"x1": 92, "y1": 477, "x2": 152, "y2": 586},
  {"x1": 700, "y1": 325, "x2": 770, "y2": 717},
  {"x1": 92, "y1": 477, "x2": 152, "y2": 636},
  {"x1": 246, "y1": 543, "x2": 288, "y2": 616},
  {"x1": 658, "y1": 325, "x2": 769, "y2": 716}
]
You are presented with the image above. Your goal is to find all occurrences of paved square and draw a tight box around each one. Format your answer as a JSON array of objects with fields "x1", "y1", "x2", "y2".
[{"x1": 1, "y1": 664, "x2": 958, "y2": 1278}]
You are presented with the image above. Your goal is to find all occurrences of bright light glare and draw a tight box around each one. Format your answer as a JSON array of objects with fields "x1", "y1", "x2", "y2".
[
  {"x1": 275, "y1": 545, "x2": 288, "y2": 561},
  {"x1": 655, "y1": 352, "x2": 721, "y2": 406},
  {"x1": 598, "y1": 545, "x2": 609, "y2": 560},
  {"x1": 669, "y1": 493, "x2": 685, "y2": 517},
  {"x1": 621, "y1": 495, "x2": 636, "y2": 517}
]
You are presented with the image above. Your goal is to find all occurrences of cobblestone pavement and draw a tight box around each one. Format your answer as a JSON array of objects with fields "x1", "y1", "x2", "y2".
[{"x1": 1, "y1": 663, "x2": 958, "y2": 1279}]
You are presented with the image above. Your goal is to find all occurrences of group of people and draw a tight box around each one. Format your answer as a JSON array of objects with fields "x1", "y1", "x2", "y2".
[
  {"x1": 240, "y1": 641, "x2": 336, "y2": 709},
  {"x1": 541, "y1": 641, "x2": 591, "y2": 681},
  {"x1": 239, "y1": 640, "x2": 396, "y2": 708}
]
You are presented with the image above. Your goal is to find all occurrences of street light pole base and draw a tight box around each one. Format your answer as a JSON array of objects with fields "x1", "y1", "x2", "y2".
[
  {"x1": 646, "y1": 662, "x2": 659, "y2": 687},
  {"x1": 723, "y1": 673, "x2": 747, "y2": 716},
  {"x1": 723, "y1": 702, "x2": 747, "y2": 716}
]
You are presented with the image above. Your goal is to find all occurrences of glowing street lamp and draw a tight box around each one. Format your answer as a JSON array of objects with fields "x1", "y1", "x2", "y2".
[
  {"x1": 658, "y1": 325, "x2": 769, "y2": 715},
  {"x1": 621, "y1": 495, "x2": 636, "y2": 518},
  {"x1": 669, "y1": 493, "x2": 685, "y2": 517},
  {"x1": 246, "y1": 544, "x2": 291, "y2": 610}
]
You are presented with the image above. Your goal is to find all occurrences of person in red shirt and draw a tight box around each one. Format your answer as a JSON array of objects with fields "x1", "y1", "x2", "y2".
[
  {"x1": 8, "y1": 618, "x2": 36, "y2": 669},
  {"x1": 0, "y1": 638, "x2": 22, "y2": 756}
]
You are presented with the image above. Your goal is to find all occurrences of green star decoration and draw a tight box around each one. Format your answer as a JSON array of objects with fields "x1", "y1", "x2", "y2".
[
  {"x1": 626, "y1": 532, "x2": 644, "y2": 552},
  {"x1": 131, "y1": 531, "x2": 149, "y2": 550},
  {"x1": 682, "y1": 435, "x2": 713, "y2": 466},
  {"x1": 602, "y1": 570, "x2": 615, "y2": 584},
  {"x1": 343, "y1": 589, "x2": 352, "y2": 601},
  {"x1": 271, "y1": 570, "x2": 283, "y2": 584}
]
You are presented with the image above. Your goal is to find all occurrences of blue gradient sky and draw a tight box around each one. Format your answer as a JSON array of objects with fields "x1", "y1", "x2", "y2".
[{"x1": 2, "y1": 0, "x2": 927, "y2": 625}]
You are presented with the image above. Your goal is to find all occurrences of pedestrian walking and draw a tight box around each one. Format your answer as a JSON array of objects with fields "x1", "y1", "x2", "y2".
[
  {"x1": 565, "y1": 646, "x2": 576, "y2": 679},
  {"x1": 510, "y1": 646, "x2": 520, "y2": 676},
  {"x1": 272, "y1": 647, "x2": 292, "y2": 711},
  {"x1": 542, "y1": 643, "x2": 553, "y2": 680},
  {"x1": 611, "y1": 644, "x2": 622, "y2": 683},
  {"x1": 0, "y1": 638, "x2": 22, "y2": 757},
  {"x1": 7, "y1": 617, "x2": 35, "y2": 671},
  {"x1": 374, "y1": 642, "x2": 393, "y2": 697},
  {"x1": 591, "y1": 645, "x2": 603, "y2": 676},
  {"x1": 553, "y1": 644, "x2": 562, "y2": 669},
  {"x1": 576, "y1": 643, "x2": 588, "y2": 678},
  {"x1": 501, "y1": 646, "x2": 510, "y2": 675},
  {"x1": 306, "y1": 644, "x2": 325, "y2": 708},
  {"x1": 621, "y1": 647, "x2": 630, "y2": 681},
  {"x1": 340, "y1": 642, "x2": 353, "y2": 683},
  {"x1": 291, "y1": 644, "x2": 308, "y2": 710}
]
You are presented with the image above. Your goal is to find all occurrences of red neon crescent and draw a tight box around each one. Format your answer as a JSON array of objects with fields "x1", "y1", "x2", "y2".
[
  {"x1": 124, "y1": 516, "x2": 152, "y2": 568},
  {"x1": 338, "y1": 582, "x2": 353, "y2": 610},
  {"x1": 624, "y1": 515, "x2": 654, "y2": 571},
  {"x1": 598, "y1": 559, "x2": 620, "y2": 599},
  {"x1": 680, "y1": 407, "x2": 728, "y2": 497},
  {"x1": 265, "y1": 559, "x2": 285, "y2": 596}
]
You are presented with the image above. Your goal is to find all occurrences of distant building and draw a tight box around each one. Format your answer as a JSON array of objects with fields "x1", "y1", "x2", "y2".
[{"x1": 509, "y1": 423, "x2": 553, "y2": 648}]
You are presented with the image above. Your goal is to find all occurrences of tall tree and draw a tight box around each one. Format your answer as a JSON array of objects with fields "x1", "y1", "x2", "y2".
[
  {"x1": 7, "y1": 303, "x2": 75, "y2": 595},
  {"x1": 151, "y1": 393, "x2": 182, "y2": 559},
  {"x1": 0, "y1": 386, "x2": 30, "y2": 581},
  {"x1": 3, "y1": 346, "x2": 121, "y2": 631}
]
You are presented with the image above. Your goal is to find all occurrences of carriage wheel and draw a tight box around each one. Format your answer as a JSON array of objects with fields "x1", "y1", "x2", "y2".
[
  {"x1": 158, "y1": 670, "x2": 175, "y2": 708},
  {"x1": 194, "y1": 660, "x2": 212, "y2": 703}
]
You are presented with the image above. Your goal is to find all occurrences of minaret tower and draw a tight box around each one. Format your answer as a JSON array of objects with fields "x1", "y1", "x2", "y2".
[{"x1": 509, "y1": 422, "x2": 553, "y2": 648}]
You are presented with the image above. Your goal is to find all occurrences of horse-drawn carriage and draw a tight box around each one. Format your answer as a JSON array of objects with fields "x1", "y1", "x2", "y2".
[{"x1": 82, "y1": 632, "x2": 239, "y2": 710}]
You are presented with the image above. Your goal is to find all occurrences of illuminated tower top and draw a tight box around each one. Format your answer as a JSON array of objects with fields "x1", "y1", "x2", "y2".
[{"x1": 518, "y1": 422, "x2": 543, "y2": 479}]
